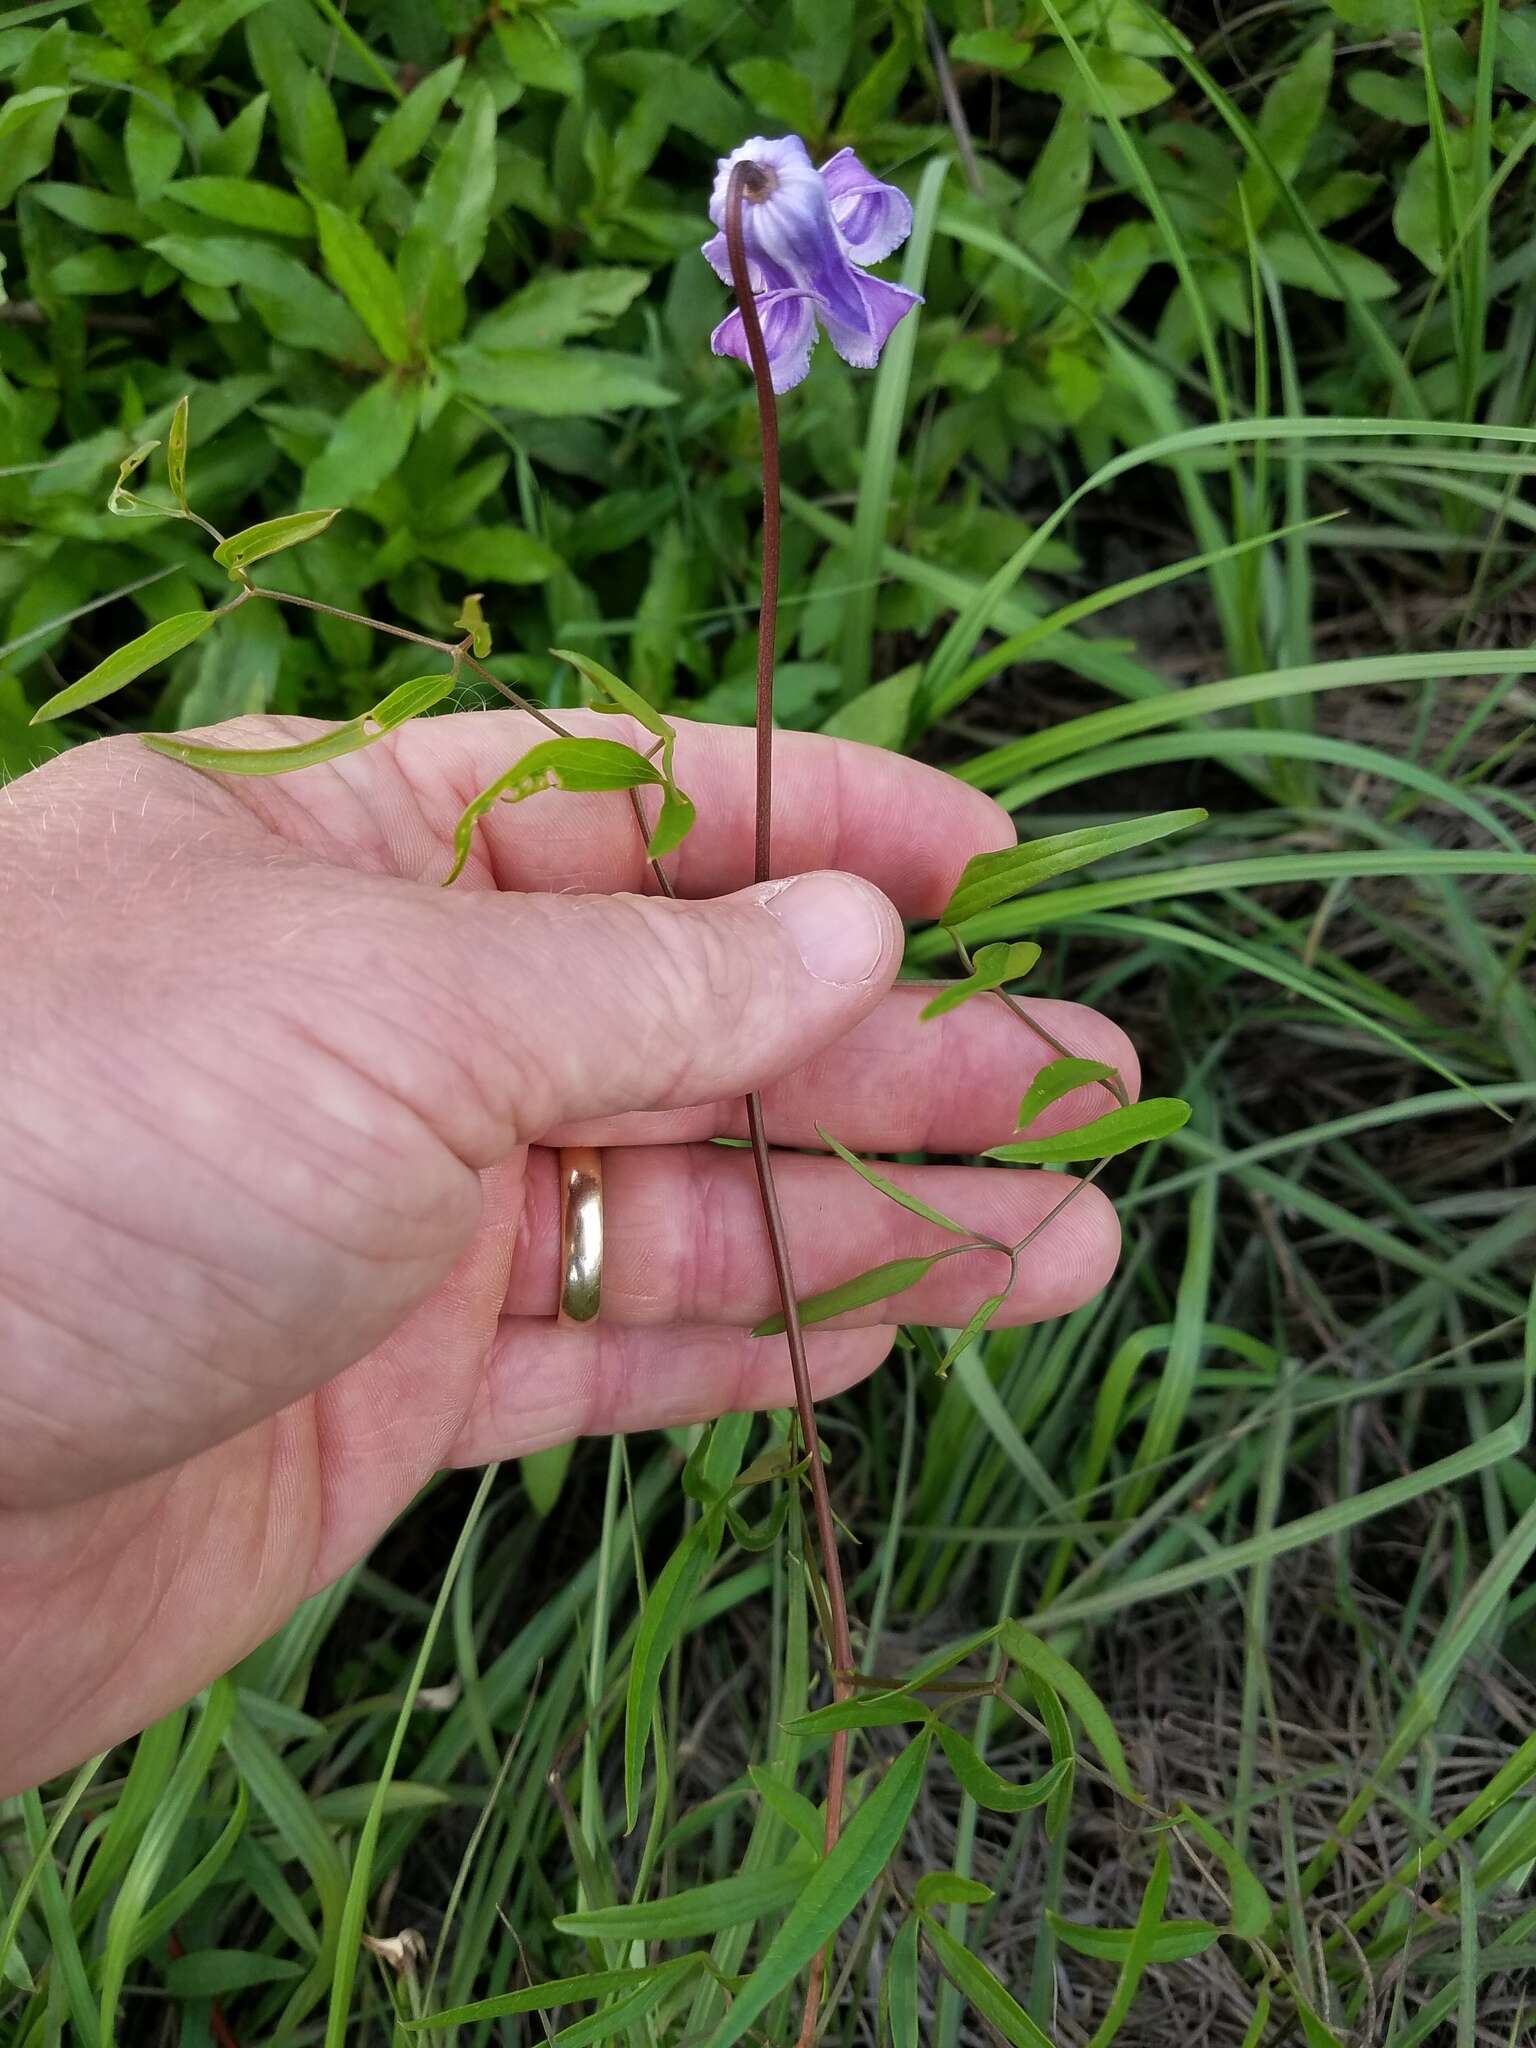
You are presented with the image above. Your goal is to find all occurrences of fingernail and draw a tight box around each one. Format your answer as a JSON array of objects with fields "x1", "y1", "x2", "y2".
[{"x1": 753, "y1": 872, "x2": 892, "y2": 988}]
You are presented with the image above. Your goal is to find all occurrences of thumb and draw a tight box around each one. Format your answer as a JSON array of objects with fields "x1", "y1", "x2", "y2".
[{"x1": 410, "y1": 871, "x2": 904, "y2": 1158}]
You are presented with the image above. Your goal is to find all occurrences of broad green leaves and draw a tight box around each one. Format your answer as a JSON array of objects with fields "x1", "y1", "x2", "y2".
[
  {"x1": 939, "y1": 811, "x2": 1206, "y2": 927},
  {"x1": 309, "y1": 197, "x2": 412, "y2": 364},
  {"x1": 32, "y1": 613, "x2": 216, "y2": 724}
]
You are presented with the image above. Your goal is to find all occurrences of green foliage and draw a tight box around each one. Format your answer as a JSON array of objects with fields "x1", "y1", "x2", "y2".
[{"x1": 6, "y1": 4, "x2": 1536, "y2": 2046}]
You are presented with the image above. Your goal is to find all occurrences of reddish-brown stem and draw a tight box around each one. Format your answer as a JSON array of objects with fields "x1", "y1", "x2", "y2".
[{"x1": 724, "y1": 159, "x2": 852, "y2": 2047}]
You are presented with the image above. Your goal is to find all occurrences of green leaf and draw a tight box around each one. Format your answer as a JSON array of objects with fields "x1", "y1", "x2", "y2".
[
  {"x1": 167, "y1": 176, "x2": 313, "y2": 236},
  {"x1": 304, "y1": 380, "x2": 419, "y2": 507},
  {"x1": 701, "y1": 1736, "x2": 931, "y2": 2047},
  {"x1": 310, "y1": 196, "x2": 412, "y2": 363},
  {"x1": 933, "y1": 1294, "x2": 1007, "y2": 1378},
  {"x1": 1000, "y1": 1625, "x2": 1133, "y2": 1793},
  {"x1": 1241, "y1": 30, "x2": 1333, "y2": 224},
  {"x1": 352, "y1": 59, "x2": 464, "y2": 197},
  {"x1": 163, "y1": 1951, "x2": 304, "y2": 1996},
  {"x1": 32, "y1": 612, "x2": 216, "y2": 724},
  {"x1": 404, "y1": 1963, "x2": 691, "y2": 2030},
  {"x1": 1263, "y1": 228, "x2": 1396, "y2": 301},
  {"x1": 474, "y1": 268, "x2": 651, "y2": 350},
  {"x1": 0, "y1": 88, "x2": 69, "y2": 209},
  {"x1": 1175, "y1": 1805, "x2": 1271, "y2": 1938},
  {"x1": 449, "y1": 347, "x2": 677, "y2": 415},
  {"x1": 752, "y1": 1254, "x2": 946, "y2": 1338},
  {"x1": 1024, "y1": 45, "x2": 1172, "y2": 116},
  {"x1": 1015, "y1": 1057, "x2": 1118, "y2": 1133},
  {"x1": 444, "y1": 738, "x2": 665, "y2": 886},
  {"x1": 951, "y1": 27, "x2": 1035, "y2": 69},
  {"x1": 936, "y1": 1728, "x2": 1074, "y2": 1815},
  {"x1": 624, "y1": 1509, "x2": 722, "y2": 1831},
  {"x1": 142, "y1": 671, "x2": 455, "y2": 776},
  {"x1": 748, "y1": 1765, "x2": 824, "y2": 1853},
  {"x1": 1047, "y1": 1911, "x2": 1219, "y2": 1964},
  {"x1": 1085, "y1": 1842, "x2": 1173, "y2": 2048},
  {"x1": 548, "y1": 1961, "x2": 703, "y2": 2045},
  {"x1": 411, "y1": 79, "x2": 497, "y2": 285},
  {"x1": 816, "y1": 1128, "x2": 976, "y2": 1239},
  {"x1": 519, "y1": 1443, "x2": 573, "y2": 1518},
  {"x1": 921, "y1": 1916, "x2": 1054, "y2": 2047},
  {"x1": 108, "y1": 439, "x2": 167, "y2": 519},
  {"x1": 727, "y1": 56, "x2": 820, "y2": 133},
  {"x1": 940, "y1": 811, "x2": 1206, "y2": 926},
  {"x1": 551, "y1": 647, "x2": 696, "y2": 861},
  {"x1": 819, "y1": 664, "x2": 921, "y2": 749},
  {"x1": 780, "y1": 1694, "x2": 935, "y2": 1736},
  {"x1": 882, "y1": 1912, "x2": 920, "y2": 2048},
  {"x1": 986, "y1": 1099, "x2": 1192, "y2": 1165},
  {"x1": 455, "y1": 592, "x2": 491, "y2": 660},
  {"x1": 166, "y1": 396, "x2": 189, "y2": 513},
  {"x1": 919, "y1": 941, "x2": 1042, "y2": 1019},
  {"x1": 213, "y1": 508, "x2": 340, "y2": 580},
  {"x1": 420, "y1": 525, "x2": 560, "y2": 587},
  {"x1": 555, "y1": 1861, "x2": 809, "y2": 1942},
  {"x1": 914, "y1": 1872, "x2": 994, "y2": 1910}
]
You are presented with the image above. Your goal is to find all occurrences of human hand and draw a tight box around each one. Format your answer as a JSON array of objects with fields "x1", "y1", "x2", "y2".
[{"x1": 0, "y1": 710, "x2": 1135, "y2": 1792}]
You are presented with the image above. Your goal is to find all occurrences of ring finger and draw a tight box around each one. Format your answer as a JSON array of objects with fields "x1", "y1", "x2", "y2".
[{"x1": 509, "y1": 1144, "x2": 1120, "y2": 1330}]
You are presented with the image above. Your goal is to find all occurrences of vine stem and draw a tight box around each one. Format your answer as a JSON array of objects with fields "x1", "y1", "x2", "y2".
[{"x1": 725, "y1": 159, "x2": 853, "y2": 2048}]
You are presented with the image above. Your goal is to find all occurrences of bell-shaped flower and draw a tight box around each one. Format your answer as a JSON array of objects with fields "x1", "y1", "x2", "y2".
[{"x1": 702, "y1": 135, "x2": 921, "y2": 393}]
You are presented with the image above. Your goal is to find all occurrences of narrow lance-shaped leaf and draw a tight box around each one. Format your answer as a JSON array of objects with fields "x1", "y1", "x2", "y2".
[
  {"x1": 987, "y1": 1098, "x2": 1191, "y2": 1166},
  {"x1": 1085, "y1": 1841, "x2": 1173, "y2": 2048},
  {"x1": 920, "y1": 941, "x2": 1042, "y2": 1020},
  {"x1": 33, "y1": 611, "x2": 217, "y2": 724},
  {"x1": 933, "y1": 1293, "x2": 1007, "y2": 1378},
  {"x1": 1015, "y1": 1056, "x2": 1117, "y2": 1132},
  {"x1": 940, "y1": 809, "x2": 1206, "y2": 927},
  {"x1": 936, "y1": 1726, "x2": 1074, "y2": 1815},
  {"x1": 444, "y1": 737, "x2": 666, "y2": 887},
  {"x1": 309, "y1": 195, "x2": 412, "y2": 363},
  {"x1": 700, "y1": 1734, "x2": 932, "y2": 2048},
  {"x1": 920, "y1": 1916, "x2": 1054, "y2": 2048},
  {"x1": 142, "y1": 672, "x2": 457, "y2": 776},
  {"x1": 817, "y1": 1127, "x2": 975, "y2": 1238},
  {"x1": 883, "y1": 1912, "x2": 920, "y2": 2048},
  {"x1": 780, "y1": 1694, "x2": 935, "y2": 1737},
  {"x1": 554, "y1": 1861, "x2": 810, "y2": 1944},
  {"x1": 1176, "y1": 1803, "x2": 1271, "y2": 1938},
  {"x1": 752, "y1": 1253, "x2": 946, "y2": 1338},
  {"x1": 1001, "y1": 1623, "x2": 1133, "y2": 1794},
  {"x1": 1047, "y1": 1912, "x2": 1219, "y2": 1964},
  {"x1": 914, "y1": 1873, "x2": 994, "y2": 1910},
  {"x1": 623, "y1": 1508, "x2": 724, "y2": 1832},
  {"x1": 213, "y1": 508, "x2": 340, "y2": 580},
  {"x1": 167, "y1": 395, "x2": 190, "y2": 512},
  {"x1": 401, "y1": 1960, "x2": 696, "y2": 2031}
]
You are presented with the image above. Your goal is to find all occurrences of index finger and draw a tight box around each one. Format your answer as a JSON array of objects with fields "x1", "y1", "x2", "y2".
[{"x1": 369, "y1": 709, "x2": 1016, "y2": 916}]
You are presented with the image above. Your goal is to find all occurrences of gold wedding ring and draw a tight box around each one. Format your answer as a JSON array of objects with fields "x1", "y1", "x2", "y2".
[{"x1": 557, "y1": 1147, "x2": 604, "y2": 1326}]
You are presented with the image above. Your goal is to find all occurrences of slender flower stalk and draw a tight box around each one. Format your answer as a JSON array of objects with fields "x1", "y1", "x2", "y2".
[{"x1": 724, "y1": 156, "x2": 853, "y2": 2048}]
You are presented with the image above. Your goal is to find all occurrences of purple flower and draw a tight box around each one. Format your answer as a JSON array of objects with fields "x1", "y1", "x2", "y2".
[{"x1": 703, "y1": 135, "x2": 922, "y2": 393}]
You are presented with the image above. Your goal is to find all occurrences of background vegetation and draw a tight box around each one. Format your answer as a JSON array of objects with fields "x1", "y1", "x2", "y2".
[{"x1": 3, "y1": 0, "x2": 1535, "y2": 2043}]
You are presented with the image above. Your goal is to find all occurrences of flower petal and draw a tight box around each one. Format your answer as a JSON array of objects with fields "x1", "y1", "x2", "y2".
[
  {"x1": 818, "y1": 146, "x2": 914, "y2": 266},
  {"x1": 700, "y1": 229, "x2": 791, "y2": 296},
  {"x1": 820, "y1": 272, "x2": 922, "y2": 371},
  {"x1": 710, "y1": 288, "x2": 819, "y2": 393}
]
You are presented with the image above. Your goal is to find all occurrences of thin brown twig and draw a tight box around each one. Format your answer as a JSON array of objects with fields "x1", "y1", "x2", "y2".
[{"x1": 725, "y1": 158, "x2": 854, "y2": 2048}]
